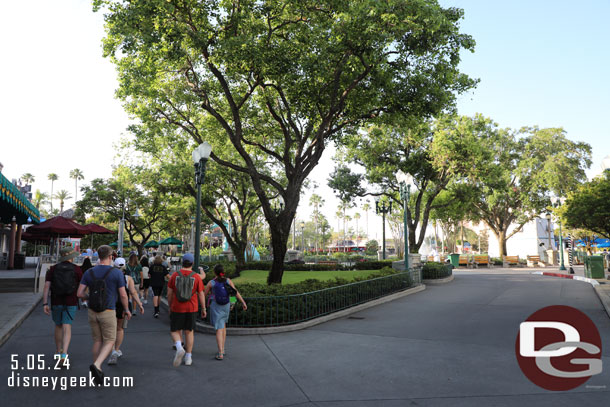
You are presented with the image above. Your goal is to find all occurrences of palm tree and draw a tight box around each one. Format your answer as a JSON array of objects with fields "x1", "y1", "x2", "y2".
[
  {"x1": 362, "y1": 202, "x2": 371, "y2": 238},
  {"x1": 48, "y1": 173, "x2": 58, "y2": 212},
  {"x1": 354, "y1": 212, "x2": 361, "y2": 247},
  {"x1": 54, "y1": 190, "x2": 72, "y2": 213},
  {"x1": 32, "y1": 190, "x2": 49, "y2": 210},
  {"x1": 69, "y1": 168, "x2": 84, "y2": 202},
  {"x1": 309, "y1": 193, "x2": 325, "y2": 254},
  {"x1": 21, "y1": 173, "x2": 35, "y2": 185}
]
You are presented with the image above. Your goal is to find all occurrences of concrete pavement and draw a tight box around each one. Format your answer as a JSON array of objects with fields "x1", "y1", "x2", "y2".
[{"x1": 1, "y1": 272, "x2": 609, "y2": 406}]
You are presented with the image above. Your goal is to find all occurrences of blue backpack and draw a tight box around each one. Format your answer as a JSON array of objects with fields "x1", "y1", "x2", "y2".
[{"x1": 213, "y1": 279, "x2": 230, "y2": 305}]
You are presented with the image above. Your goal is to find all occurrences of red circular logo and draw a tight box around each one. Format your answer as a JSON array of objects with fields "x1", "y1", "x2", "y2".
[{"x1": 515, "y1": 305, "x2": 602, "y2": 391}]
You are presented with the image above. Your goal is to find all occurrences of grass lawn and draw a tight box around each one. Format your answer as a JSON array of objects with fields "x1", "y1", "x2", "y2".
[{"x1": 233, "y1": 269, "x2": 385, "y2": 285}]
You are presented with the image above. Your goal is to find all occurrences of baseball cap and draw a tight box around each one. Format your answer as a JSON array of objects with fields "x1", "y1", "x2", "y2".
[
  {"x1": 182, "y1": 253, "x2": 194, "y2": 264},
  {"x1": 114, "y1": 257, "x2": 126, "y2": 267}
]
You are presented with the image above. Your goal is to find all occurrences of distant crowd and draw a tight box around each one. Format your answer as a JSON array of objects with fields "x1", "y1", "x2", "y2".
[{"x1": 43, "y1": 245, "x2": 247, "y2": 385}]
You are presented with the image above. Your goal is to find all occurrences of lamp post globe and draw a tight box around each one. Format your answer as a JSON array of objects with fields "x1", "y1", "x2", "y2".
[{"x1": 193, "y1": 142, "x2": 212, "y2": 272}]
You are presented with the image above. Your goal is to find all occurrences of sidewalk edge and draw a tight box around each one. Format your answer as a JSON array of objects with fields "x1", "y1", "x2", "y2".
[
  {"x1": 0, "y1": 293, "x2": 42, "y2": 348},
  {"x1": 164, "y1": 284, "x2": 426, "y2": 335}
]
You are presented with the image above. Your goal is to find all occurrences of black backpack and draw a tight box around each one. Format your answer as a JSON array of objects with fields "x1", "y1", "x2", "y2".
[
  {"x1": 51, "y1": 262, "x2": 77, "y2": 296},
  {"x1": 88, "y1": 268, "x2": 114, "y2": 312}
]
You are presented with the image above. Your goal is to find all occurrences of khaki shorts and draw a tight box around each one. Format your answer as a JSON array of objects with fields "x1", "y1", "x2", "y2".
[{"x1": 88, "y1": 309, "x2": 117, "y2": 343}]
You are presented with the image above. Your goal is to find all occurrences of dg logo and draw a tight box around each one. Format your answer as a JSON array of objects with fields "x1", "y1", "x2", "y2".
[{"x1": 516, "y1": 305, "x2": 603, "y2": 391}]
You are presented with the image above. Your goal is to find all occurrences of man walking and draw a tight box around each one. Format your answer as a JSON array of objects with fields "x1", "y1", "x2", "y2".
[
  {"x1": 77, "y1": 245, "x2": 131, "y2": 385},
  {"x1": 43, "y1": 247, "x2": 83, "y2": 367},
  {"x1": 166, "y1": 253, "x2": 206, "y2": 366}
]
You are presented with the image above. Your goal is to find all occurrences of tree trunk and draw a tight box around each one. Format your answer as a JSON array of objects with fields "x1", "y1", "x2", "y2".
[
  {"x1": 496, "y1": 230, "x2": 508, "y2": 257},
  {"x1": 268, "y1": 229, "x2": 288, "y2": 284}
]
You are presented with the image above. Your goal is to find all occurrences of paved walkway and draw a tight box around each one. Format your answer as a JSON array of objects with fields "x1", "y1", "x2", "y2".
[{"x1": 1, "y1": 271, "x2": 609, "y2": 406}]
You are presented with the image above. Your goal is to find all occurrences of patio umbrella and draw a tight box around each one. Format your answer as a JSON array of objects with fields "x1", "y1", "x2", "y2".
[
  {"x1": 84, "y1": 223, "x2": 114, "y2": 249},
  {"x1": 159, "y1": 237, "x2": 183, "y2": 245},
  {"x1": 24, "y1": 216, "x2": 90, "y2": 257},
  {"x1": 596, "y1": 242, "x2": 610, "y2": 248},
  {"x1": 26, "y1": 216, "x2": 89, "y2": 236},
  {"x1": 109, "y1": 241, "x2": 130, "y2": 248},
  {"x1": 144, "y1": 240, "x2": 159, "y2": 248}
]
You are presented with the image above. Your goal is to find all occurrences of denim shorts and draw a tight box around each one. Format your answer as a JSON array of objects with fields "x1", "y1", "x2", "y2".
[{"x1": 51, "y1": 305, "x2": 78, "y2": 325}]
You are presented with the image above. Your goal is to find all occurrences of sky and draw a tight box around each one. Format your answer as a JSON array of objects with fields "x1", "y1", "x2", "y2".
[{"x1": 1, "y1": 0, "x2": 609, "y2": 240}]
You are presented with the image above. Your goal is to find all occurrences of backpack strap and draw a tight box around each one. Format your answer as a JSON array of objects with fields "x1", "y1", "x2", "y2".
[{"x1": 93, "y1": 267, "x2": 114, "y2": 283}]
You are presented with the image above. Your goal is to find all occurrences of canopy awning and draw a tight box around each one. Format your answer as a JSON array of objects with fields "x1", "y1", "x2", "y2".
[{"x1": 0, "y1": 172, "x2": 40, "y2": 224}]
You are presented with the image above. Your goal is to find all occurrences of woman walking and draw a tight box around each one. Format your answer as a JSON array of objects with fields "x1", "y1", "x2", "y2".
[
  {"x1": 149, "y1": 255, "x2": 169, "y2": 318},
  {"x1": 108, "y1": 258, "x2": 145, "y2": 365},
  {"x1": 140, "y1": 255, "x2": 151, "y2": 304},
  {"x1": 125, "y1": 254, "x2": 143, "y2": 302},
  {"x1": 204, "y1": 264, "x2": 247, "y2": 360}
]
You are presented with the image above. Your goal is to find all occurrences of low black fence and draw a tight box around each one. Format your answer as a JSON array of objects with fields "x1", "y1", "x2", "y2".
[{"x1": 200, "y1": 270, "x2": 419, "y2": 328}]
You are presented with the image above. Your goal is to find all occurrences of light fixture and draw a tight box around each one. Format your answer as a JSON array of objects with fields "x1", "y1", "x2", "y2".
[{"x1": 396, "y1": 170, "x2": 414, "y2": 187}]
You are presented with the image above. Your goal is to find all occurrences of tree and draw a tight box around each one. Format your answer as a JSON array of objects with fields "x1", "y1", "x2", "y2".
[
  {"x1": 54, "y1": 190, "x2": 72, "y2": 213},
  {"x1": 95, "y1": 0, "x2": 477, "y2": 283},
  {"x1": 332, "y1": 116, "x2": 483, "y2": 253},
  {"x1": 32, "y1": 190, "x2": 49, "y2": 211},
  {"x1": 362, "y1": 202, "x2": 371, "y2": 238},
  {"x1": 560, "y1": 175, "x2": 610, "y2": 239},
  {"x1": 309, "y1": 193, "x2": 325, "y2": 253},
  {"x1": 21, "y1": 173, "x2": 35, "y2": 185},
  {"x1": 461, "y1": 123, "x2": 591, "y2": 256},
  {"x1": 69, "y1": 169, "x2": 84, "y2": 202},
  {"x1": 354, "y1": 212, "x2": 361, "y2": 244},
  {"x1": 48, "y1": 173, "x2": 58, "y2": 212},
  {"x1": 75, "y1": 169, "x2": 168, "y2": 255}
]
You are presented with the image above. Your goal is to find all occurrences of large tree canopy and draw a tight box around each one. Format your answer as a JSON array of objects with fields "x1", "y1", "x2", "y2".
[
  {"x1": 94, "y1": 0, "x2": 476, "y2": 282},
  {"x1": 458, "y1": 121, "x2": 591, "y2": 256},
  {"x1": 561, "y1": 175, "x2": 610, "y2": 239}
]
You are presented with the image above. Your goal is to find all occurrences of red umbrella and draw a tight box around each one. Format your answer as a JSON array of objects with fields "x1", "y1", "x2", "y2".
[
  {"x1": 84, "y1": 223, "x2": 114, "y2": 234},
  {"x1": 21, "y1": 232, "x2": 52, "y2": 243},
  {"x1": 26, "y1": 216, "x2": 90, "y2": 237}
]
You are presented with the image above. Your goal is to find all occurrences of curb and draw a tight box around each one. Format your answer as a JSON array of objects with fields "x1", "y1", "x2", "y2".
[
  {"x1": 164, "y1": 285, "x2": 427, "y2": 335},
  {"x1": 423, "y1": 274, "x2": 454, "y2": 285},
  {"x1": 532, "y1": 271, "x2": 610, "y2": 319},
  {"x1": 0, "y1": 293, "x2": 42, "y2": 348}
]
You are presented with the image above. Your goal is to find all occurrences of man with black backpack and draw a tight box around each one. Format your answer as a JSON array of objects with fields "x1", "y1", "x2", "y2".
[
  {"x1": 43, "y1": 247, "x2": 83, "y2": 368},
  {"x1": 77, "y1": 245, "x2": 131, "y2": 385},
  {"x1": 166, "y1": 253, "x2": 206, "y2": 367}
]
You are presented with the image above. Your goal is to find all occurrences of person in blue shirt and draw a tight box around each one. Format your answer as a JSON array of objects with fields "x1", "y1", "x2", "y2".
[{"x1": 77, "y1": 245, "x2": 131, "y2": 385}]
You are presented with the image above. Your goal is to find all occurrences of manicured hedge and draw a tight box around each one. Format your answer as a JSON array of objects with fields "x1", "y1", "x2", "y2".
[
  {"x1": 422, "y1": 262, "x2": 453, "y2": 279},
  {"x1": 220, "y1": 267, "x2": 414, "y2": 327}
]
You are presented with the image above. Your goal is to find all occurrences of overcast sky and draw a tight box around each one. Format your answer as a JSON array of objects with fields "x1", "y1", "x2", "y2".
[{"x1": 1, "y1": 0, "x2": 608, "y2": 242}]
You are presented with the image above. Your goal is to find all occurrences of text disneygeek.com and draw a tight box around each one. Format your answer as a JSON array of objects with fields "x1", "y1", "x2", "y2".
[{"x1": 8, "y1": 372, "x2": 134, "y2": 390}]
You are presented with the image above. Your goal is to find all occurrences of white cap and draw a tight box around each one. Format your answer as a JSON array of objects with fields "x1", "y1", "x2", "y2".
[{"x1": 114, "y1": 257, "x2": 126, "y2": 267}]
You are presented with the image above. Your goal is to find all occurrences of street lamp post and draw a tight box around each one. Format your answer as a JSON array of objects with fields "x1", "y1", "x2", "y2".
[
  {"x1": 375, "y1": 197, "x2": 392, "y2": 260},
  {"x1": 300, "y1": 221, "x2": 305, "y2": 253},
  {"x1": 396, "y1": 170, "x2": 414, "y2": 271},
  {"x1": 192, "y1": 142, "x2": 212, "y2": 273},
  {"x1": 118, "y1": 199, "x2": 140, "y2": 257},
  {"x1": 551, "y1": 196, "x2": 567, "y2": 271},
  {"x1": 545, "y1": 213, "x2": 553, "y2": 265}
]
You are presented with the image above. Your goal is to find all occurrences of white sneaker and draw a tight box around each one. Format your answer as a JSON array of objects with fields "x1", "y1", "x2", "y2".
[
  {"x1": 116, "y1": 350, "x2": 123, "y2": 358},
  {"x1": 143, "y1": 299, "x2": 148, "y2": 305},
  {"x1": 173, "y1": 349, "x2": 185, "y2": 367},
  {"x1": 108, "y1": 352, "x2": 119, "y2": 365},
  {"x1": 184, "y1": 354, "x2": 192, "y2": 366}
]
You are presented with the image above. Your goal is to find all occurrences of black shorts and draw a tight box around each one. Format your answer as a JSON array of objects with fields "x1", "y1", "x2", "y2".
[
  {"x1": 115, "y1": 302, "x2": 133, "y2": 319},
  {"x1": 170, "y1": 312, "x2": 197, "y2": 332},
  {"x1": 142, "y1": 279, "x2": 151, "y2": 289},
  {"x1": 152, "y1": 286, "x2": 163, "y2": 296}
]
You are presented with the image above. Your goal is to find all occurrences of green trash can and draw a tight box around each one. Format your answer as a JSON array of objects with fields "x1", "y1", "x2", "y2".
[
  {"x1": 589, "y1": 255, "x2": 605, "y2": 279},
  {"x1": 449, "y1": 253, "x2": 460, "y2": 268}
]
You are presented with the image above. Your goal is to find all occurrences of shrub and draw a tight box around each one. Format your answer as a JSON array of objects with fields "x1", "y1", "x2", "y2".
[{"x1": 422, "y1": 262, "x2": 453, "y2": 279}]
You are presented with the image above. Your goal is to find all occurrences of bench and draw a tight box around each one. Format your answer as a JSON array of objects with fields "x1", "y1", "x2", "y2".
[
  {"x1": 458, "y1": 255, "x2": 471, "y2": 267},
  {"x1": 473, "y1": 254, "x2": 491, "y2": 268},
  {"x1": 503, "y1": 255, "x2": 520, "y2": 267},
  {"x1": 526, "y1": 255, "x2": 541, "y2": 267},
  {"x1": 318, "y1": 261, "x2": 339, "y2": 269}
]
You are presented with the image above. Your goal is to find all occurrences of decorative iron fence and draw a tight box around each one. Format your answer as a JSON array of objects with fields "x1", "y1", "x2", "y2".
[{"x1": 201, "y1": 270, "x2": 420, "y2": 328}]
